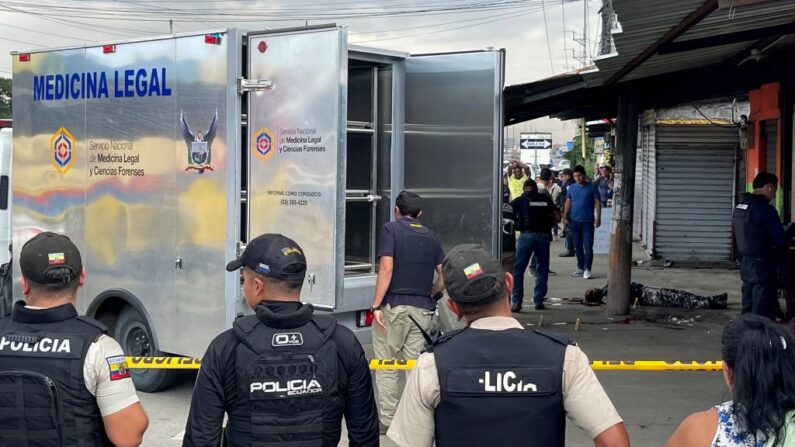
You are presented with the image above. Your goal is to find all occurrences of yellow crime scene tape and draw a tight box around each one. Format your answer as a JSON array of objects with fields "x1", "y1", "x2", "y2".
[{"x1": 125, "y1": 357, "x2": 723, "y2": 372}]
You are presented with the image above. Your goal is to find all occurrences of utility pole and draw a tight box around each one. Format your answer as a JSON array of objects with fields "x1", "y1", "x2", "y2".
[
  {"x1": 583, "y1": 0, "x2": 589, "y2": 64},
  {"x1": 599, "y1": 0, "x2": 615, "y2": 55},
  {"x1": 606, "y1": 93, "x2": 639, "y2": 316}
]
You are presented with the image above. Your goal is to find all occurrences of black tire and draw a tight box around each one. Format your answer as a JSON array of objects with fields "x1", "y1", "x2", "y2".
[{"x1": 115, "y1": 305, "x2": 177, "y2": 393}]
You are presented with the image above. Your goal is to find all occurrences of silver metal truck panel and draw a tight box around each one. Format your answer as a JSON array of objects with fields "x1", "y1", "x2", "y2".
[
  {"x1": 404, "y1": 50, "x2": 505, "y2": 256},
  {"x1": 12, "y1": 32, "x2": 234, "y2": 357},
  {"x1": 0, "y1": 129, "x2": 12, "y2": 267},
  {"x1": 246, "y1": 27, "x2": 347, "y2": 310},
  {"x1": 173, "y1": 32, "x2": 234, "y2": 356},
  {"x1": 12, "y1": 47, "x2": 89, "y2": 308}
]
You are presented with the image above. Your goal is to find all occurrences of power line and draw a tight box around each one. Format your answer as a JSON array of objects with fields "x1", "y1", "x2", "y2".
[
  {"x1": 0, "y1": 21, "x2": 98, "y2": 42},
  {"x1": 352, "y1": 5, "x2": 550, "y2": 44},
  {"x1": 561, "y1": 0, "x2": 570, "y2": 70},
  {"x1": 541, "y1": 0, "x2": 555, "y2": 75}
]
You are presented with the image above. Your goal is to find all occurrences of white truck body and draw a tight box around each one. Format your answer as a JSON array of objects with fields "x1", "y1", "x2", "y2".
[{"x1": 11, "y1": 26, "x2": 504, "y2": 390}]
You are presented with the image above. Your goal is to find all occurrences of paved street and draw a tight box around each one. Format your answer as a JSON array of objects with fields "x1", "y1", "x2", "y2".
[{"x1": 139, "y1": 240, "x2": 741, "y2": 446}]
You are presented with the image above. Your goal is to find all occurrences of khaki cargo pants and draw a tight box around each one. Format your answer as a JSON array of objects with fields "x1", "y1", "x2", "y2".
[{"x1": 373, "y1": 303, "x2": 434, "y2": 425}]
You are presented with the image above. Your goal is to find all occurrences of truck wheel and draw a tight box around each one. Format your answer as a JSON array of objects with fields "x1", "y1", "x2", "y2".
[{"x1": 115, "y1": 305, "x2": 177, "y2": 392}]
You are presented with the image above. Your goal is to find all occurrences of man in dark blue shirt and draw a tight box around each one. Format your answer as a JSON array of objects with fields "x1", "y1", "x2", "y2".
[
  {"x1": 563, "y1": 165, "x2": 601, "y2": 280},
  {"x1": 732, "y1": 172, "x2": 794, "y2": 319},
  {"x1": 371, "y1": 191, "x2": 445, "y2": 433}
]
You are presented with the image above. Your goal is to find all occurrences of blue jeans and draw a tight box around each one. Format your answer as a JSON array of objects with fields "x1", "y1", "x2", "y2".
[
  {"x1": 512, "y1": 232, "x2": 551, "y2": 306},
  {"x1": 570, "y1": 220, "x2": 594, "y2": 270},
  {"x1": 740, "y1": 256, "x2": 777, "y2": 320}
]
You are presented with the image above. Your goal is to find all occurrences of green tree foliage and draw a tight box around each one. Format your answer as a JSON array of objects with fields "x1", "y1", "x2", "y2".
[
  {"x1": 564, "y1": 134, "x2": 596, "y2": 179},
  {"x1": 0, "y1": 78, "x2": 10, "y2": 119}
]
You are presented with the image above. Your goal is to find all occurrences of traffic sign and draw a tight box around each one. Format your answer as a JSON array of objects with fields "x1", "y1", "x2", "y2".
[{"x1": 519, "y1": 132, "x2": 552, "y2": 150}]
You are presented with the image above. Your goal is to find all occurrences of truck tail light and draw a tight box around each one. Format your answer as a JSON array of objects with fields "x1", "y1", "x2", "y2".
[
  {"x1": 18, "y1": 53, "x2": 30, "y2": 62},
  {"x1": 205, "y1": 34, "x2": 221, "y2": 45},
  {"x1": 102, "y1": 45, "x2": 116, "y2": 54},
  {"x1": 356, "y1": 310, "x2": 374, "y2": 328}
]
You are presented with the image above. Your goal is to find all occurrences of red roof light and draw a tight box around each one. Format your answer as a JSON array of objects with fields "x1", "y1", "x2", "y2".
[
  {"x1": 205, "y1": 34, "x2": 221, "y2": 45},
  {"x1": 102, "y1": 45, "x2": 116, "y2": 54},
  {"x1": 18, "y1": 53, "x2": 30, "y2": 62}
]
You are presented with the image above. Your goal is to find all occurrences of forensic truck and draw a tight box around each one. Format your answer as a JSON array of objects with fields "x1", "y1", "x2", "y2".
[{"x1": 10, "y1": 25, "x2": 504, "y2": 391}]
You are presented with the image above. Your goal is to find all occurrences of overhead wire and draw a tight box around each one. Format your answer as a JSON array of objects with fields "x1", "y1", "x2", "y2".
[
  {"x1": 352, "y1": 4, "x2": 553, "y2": 44},
  {"x1": 561, "y1": 0, "x2": 570, "y2": 71},
  {"x1": 541, "y1": 0, "x2": 555, "y2": 75}
]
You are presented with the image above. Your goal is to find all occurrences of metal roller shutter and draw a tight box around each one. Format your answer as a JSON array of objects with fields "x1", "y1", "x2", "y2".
[
  {"x1": 633, "y1": 132, "x2": 643, "y2": 241},
  {"x1": 654, "y1": 125, "x2": 739, "y2": 261},
  {"x1": 642, "y1": 112, "x2": 657, "y2": 254}
]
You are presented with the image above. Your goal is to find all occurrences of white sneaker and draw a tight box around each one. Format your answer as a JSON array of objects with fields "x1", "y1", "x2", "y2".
[
  {"x1": 583, "y1": 269, "x2": 592, "y2": 279},
  {"x1": 571, "y1": 269, "x2": 584, "y2": 277}
]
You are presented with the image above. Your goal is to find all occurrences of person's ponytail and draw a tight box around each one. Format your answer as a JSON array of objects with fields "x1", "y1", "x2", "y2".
[{"x1": 722, "y1": 315, "x2": 795, "y2": 445}]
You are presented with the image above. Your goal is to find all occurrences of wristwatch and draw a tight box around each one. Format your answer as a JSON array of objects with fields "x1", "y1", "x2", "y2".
[{"x1": 370, "y1": 306, "x2": 381, "y2": 312}]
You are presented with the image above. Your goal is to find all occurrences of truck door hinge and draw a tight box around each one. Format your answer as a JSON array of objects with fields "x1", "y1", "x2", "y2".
[{"x1": 237, "y1": 77, "x2": 274, "y2": 94}]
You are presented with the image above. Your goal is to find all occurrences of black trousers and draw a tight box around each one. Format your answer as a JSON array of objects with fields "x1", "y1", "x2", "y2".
[{"x1": 740, "y1": 256, "x2": 778, "y2": 320}]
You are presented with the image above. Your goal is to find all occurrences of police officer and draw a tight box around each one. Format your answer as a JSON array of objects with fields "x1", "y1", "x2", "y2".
[
  {"x1": 183, "y1": 233, "x2": 378, "y2": 447},
  {"x1": 371, "y1": 190, "x2": 445, "y2": 433},
  {"x1": 501, "y1": 184, "x2": 517, "y2": 273},
  {"x1": 0, "y1": 232, "x2": 148, "y2": 447},
  {"x1": 733, "y1": 172, "x2": 794, "y2": 319},
  {"x1": 511, "y1": 179, "x2": 560, "y2": 311},
  {"x1": 387, "y1": 245, "x2": 630, "y2": 447}
]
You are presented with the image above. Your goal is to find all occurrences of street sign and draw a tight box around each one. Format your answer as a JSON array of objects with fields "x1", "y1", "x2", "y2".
[{"x1": 519, "y1": 132, "x2": 553, "y2": 149}]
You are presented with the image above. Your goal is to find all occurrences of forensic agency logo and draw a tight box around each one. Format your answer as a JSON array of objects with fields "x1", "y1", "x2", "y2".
[
  {"x1": 181, "y1": 109, "x2": 218, "y2": 174},
  {"x1": 253, "y1": 127, "x2": 276, "y2": 161},
  {"x1": 50, "y1": 127, "x2": 75, "y2": 174}
]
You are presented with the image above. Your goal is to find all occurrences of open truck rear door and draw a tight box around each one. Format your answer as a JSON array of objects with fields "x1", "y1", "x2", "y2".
[
  {"x1": 403, "y1": 50, "x2": 505, "y2": 256},
  {"x1": 245, "y1": 26, "x2": 347, "y2": 309}
]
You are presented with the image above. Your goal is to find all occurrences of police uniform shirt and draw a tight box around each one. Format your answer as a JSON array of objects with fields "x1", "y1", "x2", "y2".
[
  {"x1": 24, "y1": 306, "x2": 140, "y2": 416},
  {"x1": 387, "y1": 317, "x2": 623, "y2": 447}
]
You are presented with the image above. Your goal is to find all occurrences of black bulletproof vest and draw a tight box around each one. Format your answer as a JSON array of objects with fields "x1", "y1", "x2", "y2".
[
  {"x1": 734, "y1": 193, "x2": 776, "y2": 256},
  {"x1": 229, "y1": 303, "x2": 343, "y2": 447},
  {"x1": 502, "y1": 202, "x2": 516, "y2": 252},
  {"x1": 433, "y1": 327, "x2": 568, "y2": 447},
  {"x1": 387, "y1": 219, "x2": 438, "y2": 296},
  {"x1": 0, "y1": 301, "x2": 110, "y2": 447},
  {"x1": 514, "y1": 192, "x2": 554, "y2": 234}
]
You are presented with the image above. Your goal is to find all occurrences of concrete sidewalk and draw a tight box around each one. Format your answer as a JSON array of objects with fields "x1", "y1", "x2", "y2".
[
  {"x1": 382, "y1": 239, "x2": 742, "y2": 446},
  {"x1": 514, "y1": 239, "x2": 740, "y2": 445}
]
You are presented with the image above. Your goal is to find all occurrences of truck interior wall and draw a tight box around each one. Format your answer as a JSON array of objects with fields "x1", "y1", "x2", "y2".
[{"x1": 403, "y1": 52, "x2": 502, "y2": 254}]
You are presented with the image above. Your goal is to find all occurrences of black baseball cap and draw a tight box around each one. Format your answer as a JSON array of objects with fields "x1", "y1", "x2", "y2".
[
  {"x1": 226, "y1": 233, "x2": 307, "y2": 281},
  {"x1": 442, "y1": 244, "x2": 505, "y2": 303},
  {"x1": 20, "y1": 232, "x2": 82, "y2": 285}
]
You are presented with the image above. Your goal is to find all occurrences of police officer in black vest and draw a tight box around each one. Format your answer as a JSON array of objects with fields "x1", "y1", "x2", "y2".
[
  {"x1": 183, "y1": 233, "x2": 379, "y2": 447},
  {"x1": 371, "y1": 190, "x2": 444, "y2": 433},
  {"x1": 733, "y1": 172, "x2": 794, "y2": 319},
  {"x1": 511, "y1": 179, "x2": 560, "y2": 311},
  {"x1": 387, "y1": 245, "x2": 630, "y2": 447},
  {"x1": 0, "y1": 232, "x2": 148, "y2": 447}
]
